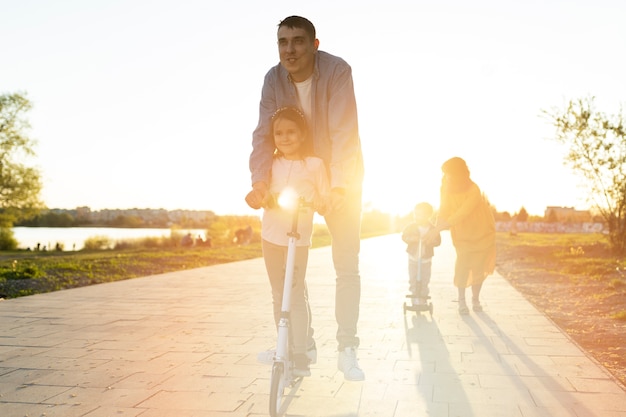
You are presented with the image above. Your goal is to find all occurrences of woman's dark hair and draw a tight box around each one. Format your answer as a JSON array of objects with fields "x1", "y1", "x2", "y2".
[
  {"x1": 441, "y1": 157, "x2": 472, "y2": 193},
  {"x1": 441, "y1": 157, "x2": 470, "y2": 177}
]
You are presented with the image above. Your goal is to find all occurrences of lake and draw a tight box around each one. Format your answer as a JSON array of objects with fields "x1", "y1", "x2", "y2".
[{"x1": 11, "y1": 227, "x2": 207, "y2": 251}]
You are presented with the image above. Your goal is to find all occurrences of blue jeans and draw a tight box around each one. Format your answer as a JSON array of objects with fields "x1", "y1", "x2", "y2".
[{"x1": 324, "y1": 191, "x2": 362, "y2": 351}]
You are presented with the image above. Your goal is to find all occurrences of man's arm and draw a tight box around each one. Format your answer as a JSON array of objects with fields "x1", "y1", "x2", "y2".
[
  {"x1": 327, "y1": 65, "x2": 361, "y2": 191},
  {"x1": 250, "y1": 72, "x2": 278, "y2": 187}
]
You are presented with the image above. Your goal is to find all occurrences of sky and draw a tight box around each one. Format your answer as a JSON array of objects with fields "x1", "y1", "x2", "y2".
[{"x1": 2, "y1": 0, "x2": 625, "y2": 217}]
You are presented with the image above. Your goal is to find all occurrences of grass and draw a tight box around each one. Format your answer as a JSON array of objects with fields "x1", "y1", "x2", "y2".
[
  {"x1": 495, "y1": 231, "x2": 626, "y2": 387},
  {"x1": 0, "y1": 227, "x2": 374, "y2": 300},
  {"x1": 496, "y1": 232, "x2": 626, "y2": 283},
  {"x1": 0, "y1": 242, "x2": 266, "y2": 299}
]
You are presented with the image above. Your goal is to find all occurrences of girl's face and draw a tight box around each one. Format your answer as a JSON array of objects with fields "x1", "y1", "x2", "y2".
[{"x1": 273, "y1": 117, "x2": 305, "y2": 159}]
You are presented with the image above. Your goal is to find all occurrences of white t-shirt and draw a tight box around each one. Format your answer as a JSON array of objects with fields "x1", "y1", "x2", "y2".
[
  {"x1": 262, "y1": 156, "x2": 329, "y2": 246},
  {"x1": 295, "y1": 76, "x2": 313, "y2": 123}
]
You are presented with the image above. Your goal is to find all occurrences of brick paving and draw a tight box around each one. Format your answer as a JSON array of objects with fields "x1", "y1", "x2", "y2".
[{"x1": 1, "y1": 233, "x2": 625, "y2": 416}]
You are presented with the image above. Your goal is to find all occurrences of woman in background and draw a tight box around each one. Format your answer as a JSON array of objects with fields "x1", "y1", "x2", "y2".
[{"x1": 426, "y1": 157, "x2": 496, "y2": 315}]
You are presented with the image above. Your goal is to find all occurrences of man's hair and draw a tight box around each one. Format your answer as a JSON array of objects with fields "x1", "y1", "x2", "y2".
[{"x1": 278, "y1": 16, "x2": 316, "y2": 40}]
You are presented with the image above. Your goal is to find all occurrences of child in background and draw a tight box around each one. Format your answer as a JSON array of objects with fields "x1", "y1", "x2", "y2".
[
  {"x1": 402, "y1": 202, "x2": 441, "y2": 306},
  {"x1": 245, "y1": 106, "x2": 329, "y2": 377}
]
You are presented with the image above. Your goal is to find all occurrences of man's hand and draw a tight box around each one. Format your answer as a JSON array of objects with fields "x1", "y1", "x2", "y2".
[
  {"x1": 314, "y1": 195, "x2": 329, "y2": 216},
  {"x1": 245, "y1": 182, "x2": 270, "y2": 209}
]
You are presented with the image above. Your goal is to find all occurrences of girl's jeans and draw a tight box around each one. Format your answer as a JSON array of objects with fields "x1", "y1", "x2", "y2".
[{"x1": 262, "y1": 240, "x2": 311, "y2": 355}]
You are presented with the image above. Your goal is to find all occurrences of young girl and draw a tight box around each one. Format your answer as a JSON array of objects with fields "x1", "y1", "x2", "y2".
[{"x1": 245, "y1": 106, "x2": 329, "y2": 377}]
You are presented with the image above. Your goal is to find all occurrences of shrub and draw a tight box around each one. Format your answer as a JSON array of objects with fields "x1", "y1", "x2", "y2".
[
  {"x1": 0, "y1": 260, "x2": 44, "y2": 280},
  {"x1": 140, "y1": 236, "x2": 163, "y2": 248},
  {"x1": 0, "y1": 227, "x2": 18, "y2": 251},
  {"x1": 83, "y1": 235, "x2": 112, "y2": 250}
]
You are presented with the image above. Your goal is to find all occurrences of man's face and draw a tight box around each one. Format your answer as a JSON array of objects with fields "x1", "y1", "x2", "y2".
[{"x1": 277, "y1": 26, "x2": 319, "y2": 82}]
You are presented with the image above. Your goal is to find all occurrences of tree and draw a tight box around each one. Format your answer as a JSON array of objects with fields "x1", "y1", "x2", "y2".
[
  {"x1": 0, "y1": 92, "x2": 44, "y2": 248},
  {"x1": 543, "y1": 96, "x2": 626, "y2": 253},
  {"x1": 516, "y1": 207, "x2": 529, "y2": 222},
  {"x1": 545, "y1": 209, "x2": 558, "y2": 223},
  {"x1": 494, "y1": 211, "x2": 511, "y2": 221}
]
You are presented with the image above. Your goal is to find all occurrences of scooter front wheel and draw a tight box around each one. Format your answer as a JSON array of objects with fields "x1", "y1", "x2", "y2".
[{"x1": 269, "y1": 362, "x2": 285, "y2": 416}]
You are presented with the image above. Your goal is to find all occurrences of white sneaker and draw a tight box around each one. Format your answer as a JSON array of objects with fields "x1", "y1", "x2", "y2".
[
  {"x1": 337, "y1": 347, "x2": 365, "y2": 381},
  {"x1": 256, "y1": 349, "x2": 275, "y2": 365},
  {"x1": 306, "y1": 341, "x2": 317, "y2": 364},
  {"x1": 257, "y1": 345, "x2": 317, "y2": 365}
]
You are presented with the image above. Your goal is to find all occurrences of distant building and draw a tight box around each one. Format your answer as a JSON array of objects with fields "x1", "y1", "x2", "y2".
[{"x1": 544, "y1": 206, "x2": 592, "y2": 223}]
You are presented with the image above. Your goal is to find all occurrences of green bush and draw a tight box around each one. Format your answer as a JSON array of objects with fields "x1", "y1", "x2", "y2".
[
  {"x1": 0, "y1": 260, "x2": 44, "y2": 280},
  {"x1": 83, "y1": 235, "x2": 112, "y2": 250},
  {"x1": 0, "y1": 227, "x2": 18, "y2": 251},
  {"x1": 114, "y1": 236, "x2": 167, "y2": 250}
]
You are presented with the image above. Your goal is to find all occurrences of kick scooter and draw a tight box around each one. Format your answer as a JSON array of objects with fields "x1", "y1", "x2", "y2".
[
  {"x1": 403, "y1": 237, "x2": 434, "y2": 316},
  {"x1": 269, "y1": 196, "x2": 310, "y2": 417}
]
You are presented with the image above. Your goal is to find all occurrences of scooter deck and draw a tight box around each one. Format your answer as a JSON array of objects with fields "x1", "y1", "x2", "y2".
[{"x1": 403, "y1": 295, "x2": 433, "y2": 314}]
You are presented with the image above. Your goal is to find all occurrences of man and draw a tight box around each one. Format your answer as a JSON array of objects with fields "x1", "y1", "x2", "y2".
[{"x1": 248, "y1": 16, "x2": 365, "y2": 381}]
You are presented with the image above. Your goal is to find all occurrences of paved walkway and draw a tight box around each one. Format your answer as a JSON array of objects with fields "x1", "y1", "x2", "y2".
[{"x1": 1, "y1": 233, "x2": 625, "y2": 417}]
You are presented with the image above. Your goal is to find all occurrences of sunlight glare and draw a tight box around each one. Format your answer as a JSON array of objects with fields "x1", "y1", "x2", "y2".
[{"x1": 277, "y1": 187, "x2": 299, "y2": 210}]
